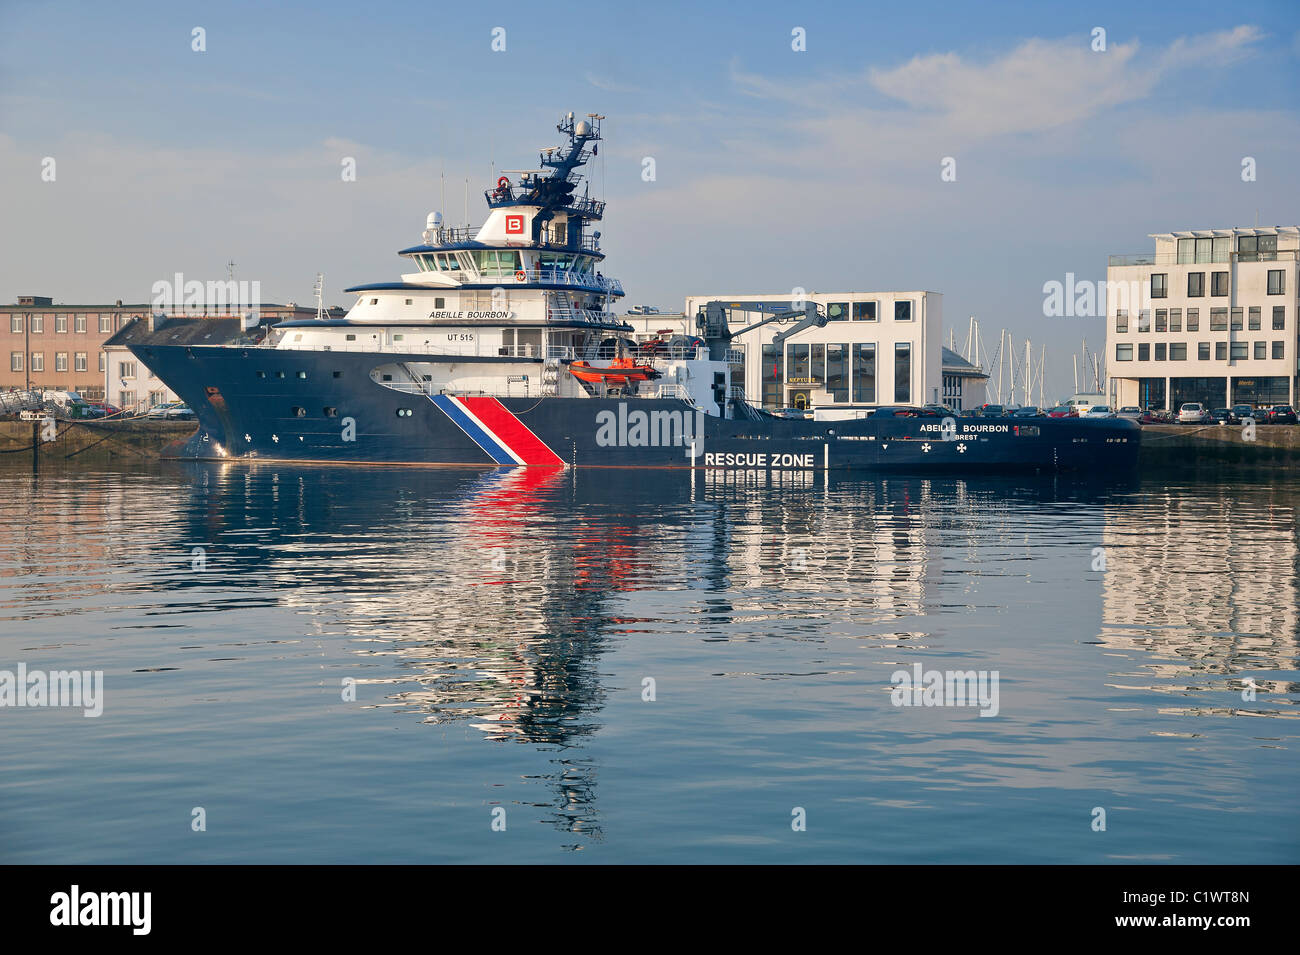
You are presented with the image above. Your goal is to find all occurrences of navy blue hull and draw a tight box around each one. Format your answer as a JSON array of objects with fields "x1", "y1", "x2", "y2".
[{"x1": 130, "y1": 344, "x2": 1140, "y2": 473}]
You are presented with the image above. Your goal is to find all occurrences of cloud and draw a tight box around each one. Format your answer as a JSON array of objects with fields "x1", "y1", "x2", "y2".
[{"x1": 584, "y1": 72, "x2": 642, "y2": 95}]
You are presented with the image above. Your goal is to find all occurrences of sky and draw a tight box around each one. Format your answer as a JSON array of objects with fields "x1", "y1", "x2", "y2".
[{"x1": 2, "y1": 0, "x2": 1298, "y2": 396}]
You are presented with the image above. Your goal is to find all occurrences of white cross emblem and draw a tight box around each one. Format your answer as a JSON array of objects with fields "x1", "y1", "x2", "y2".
[
  {"x1": 957, "y1": 443, "x2": 967, "y2": 453},
  {"x1": 921, "y1": 443, "x2": 932, "y2": 452},
  {"x1": 243, "y1": 434, "x2": 251, "y2": 442},
  {"x1": 272, "y1": 434, "x2": 279, "y2": 443}
]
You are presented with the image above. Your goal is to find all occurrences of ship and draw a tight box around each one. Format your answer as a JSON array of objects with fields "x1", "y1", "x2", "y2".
[{"x1": 131, "y1": 113, "x2": 1140, "y2": 473}]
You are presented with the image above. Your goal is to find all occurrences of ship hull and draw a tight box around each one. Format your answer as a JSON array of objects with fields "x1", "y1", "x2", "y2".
[{"x1": 130, "y1": 345, "x2": 1141, "y2": 473}]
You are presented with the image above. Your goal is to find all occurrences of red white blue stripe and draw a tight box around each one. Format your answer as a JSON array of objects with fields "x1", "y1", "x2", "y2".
[{"x1": 430, "y1": 395, "x2": 565, "y2": 467}]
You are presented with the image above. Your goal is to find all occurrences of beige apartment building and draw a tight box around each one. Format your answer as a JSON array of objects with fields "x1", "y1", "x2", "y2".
[{"x1": 1106, "y1": 227, "x2": 1299, "y2": 410}]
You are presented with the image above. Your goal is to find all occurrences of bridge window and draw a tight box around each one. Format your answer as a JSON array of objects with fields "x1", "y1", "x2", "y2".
[
  {"x1": 894, "y1": 301, "x2": 913, "y2": 321},
  {"x1": 827, "y1": 302, "x2": 849, "y2": 321}
]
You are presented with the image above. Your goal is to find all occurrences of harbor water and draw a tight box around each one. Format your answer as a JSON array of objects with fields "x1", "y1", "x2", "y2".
[{"x1": 0, "y1": 460, "x2": 1296, "y2": 863}]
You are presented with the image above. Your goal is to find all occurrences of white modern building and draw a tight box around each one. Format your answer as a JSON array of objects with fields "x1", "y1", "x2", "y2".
[
  {"x1": 625, "y1": 291, "x2": 956, "y2": 413},
  {"x1": 1106, "y1": 227, "x2": 1299, "y2": 410}
]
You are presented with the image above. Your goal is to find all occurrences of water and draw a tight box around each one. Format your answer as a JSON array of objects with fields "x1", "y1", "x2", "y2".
[{"x1": 0, "y1": 460, "x2": 1296, "y2": 863}]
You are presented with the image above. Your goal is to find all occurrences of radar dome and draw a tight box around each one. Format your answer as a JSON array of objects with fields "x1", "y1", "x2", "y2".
[{"x1": 575, "y1": 120, "x2": 589, "y2": 136}]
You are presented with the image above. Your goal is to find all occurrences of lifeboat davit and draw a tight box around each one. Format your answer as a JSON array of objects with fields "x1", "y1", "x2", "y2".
[{"x1": 569, "y1": 356, "x2": 661, "y2": 385}]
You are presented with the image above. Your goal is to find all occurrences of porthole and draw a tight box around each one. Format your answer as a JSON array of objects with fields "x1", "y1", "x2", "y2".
[
  {"x1": 291, "y1": 406, "x2": 306, "y2": 417},
  {"x1": 332, "y1": 371, "x2": 342, "y2": 378},
  {"x1": 346, "y1": 334, "x2": 356, "y2": 341},
  {"x1": 396, "y1": 408, "x2": 413, "y2": 418},
  {"x1": 256, "y1": 371, "x2": 266, "y2": 379},
  {"x1": 296, "y1": 371, "x2": 307, "y2": 379},
  {"x1": 276, "y1": 371, "x2": 286, "y2": 379},
  {"x1": 323, "y1": 407, "x2": 338, "y2": 417}
]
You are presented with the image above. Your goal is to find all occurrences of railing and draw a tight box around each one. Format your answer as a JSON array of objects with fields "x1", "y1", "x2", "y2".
[
  {"x1": 648, "y1": 346, "x2": 708, "y2": 362},
  {"x1": 518, "y1": 269, "x2": 623, "y2": 294},
  {"x1": 727, "y1": 385, "x2": 747, "y2": 400},
  {"x1": 1108, "y1": 249, "x2": 1298, "y2": 267},
  {"x1": 422, "y1": 226, "x2": 478, "y2": 246},
  {"x1": 655, "y1": 384, "x2": 691, "y2": 401}
]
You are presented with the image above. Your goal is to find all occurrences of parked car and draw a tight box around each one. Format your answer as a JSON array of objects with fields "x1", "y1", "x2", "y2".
[
  {"x1": 1265, "y1": 405, "x2": 1298, "y2": 424},
  {"x1": 1011, "y1": 406, "x2": 1044, "y2": 418},
  {"x1": 1210, "y1": 408, "x2": 1233, "y2": 424},
  {"x1": 1116, "y1": 406, "x2": 1143, "y2": 421},
  {"x1": 1046, "y1": 406, "x2": 1076, "y2": 418},
  {"x1": 1085, "y1": 405, "x2": 1114, "y2": 418},
  {"x1": 145, "y1": 403, "x2": 195, "y2": 421},
  {"x1": 975, "y1": 404, "x2": 1006, "y2": 417},
  {"x1": 1231, "y1": 404, "x2": 1254, "y2": 423},
  {"x1": 1177, "y1": 402, "x2": 1211, "y2": 424},
  {"x1": 1138, "y1": 409, "x2": 1171, "y2": 424},
  {"x1": 87, "y1": 401, "x2": 122, "y2": 418}
]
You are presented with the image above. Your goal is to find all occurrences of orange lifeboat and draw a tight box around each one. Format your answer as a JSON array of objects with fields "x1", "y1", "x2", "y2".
[{"x1": 569, "y1": 356, "x2": 661, "y2": 386}]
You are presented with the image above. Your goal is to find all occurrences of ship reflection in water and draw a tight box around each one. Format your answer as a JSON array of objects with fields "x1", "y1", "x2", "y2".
[{"x1": 0, "y1": 461, "x2": 1296, "y2": 861}]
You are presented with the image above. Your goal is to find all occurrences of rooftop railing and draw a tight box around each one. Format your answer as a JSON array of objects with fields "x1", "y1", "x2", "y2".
[{"x1": 1109, "y1": 249, "x2": 1298, "y2": 267}]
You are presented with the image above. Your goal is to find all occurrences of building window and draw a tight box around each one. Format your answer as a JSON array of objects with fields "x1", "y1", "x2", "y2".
[
  {"x1": 1211, "y1": 271, "x2": 1228, "y2": 296},
  {"x1": 826, "y1": 344, "x2": 848, "y2": 401},
  {"x1": 118, "y1": 361, "x2": 136, "y2": 378},
  {"x1": 75, "y1": 352, "x2": 87, "y2": 372},
  {"x1": 1248, "y1": 306, "x2": 1261, "y2": 330},
  {"x1": 1253, "y1": 341, "x2": 1267, "y2": 360},
  {"x1": 55, "y1": 314, "x2": 67, "y2": 333},
  {"x1": 852, "y1": 343, "x2": 876, "y2": 402},
  {"x1": 1273, "y1": 306, "x2": 1286, "y2": 330},
  {"x1": 894, "y1": 301, "x2": 912, "y2": 322},
  {"x1": 1198, "y1": 342, "x2": 1210, "y2": 360},
  {"x1": 1137, "y1": 343, "x2": 1150, "y2": 361},
  {"x1": 1155, "y1": 309, "x2": 1167, "y2": 332},
  {"x1": 9, "y1": 352, "x2": 21, "y2": 372},
  {"x1": 893, "y1": 343, "x2": 911, "y2": 402},
  {"x1": 1155, "y1": 343, "x2": 1166, "y2": 361},
  {"x1": 30, "y1": 352, "x2": 44, "y2": 372},
  {"x1": 75, "y1": 314, "x2": 87, "y2": 333},
  {"x1": 1273, "y1": 341, "x2": 1285, "y2": 360},
  {"x1": 826, "y1": 302, "x2": 849, "y2": 321},
  {"x1": 1150, "y1": 273, "x2": 1167, "y2": 298},
  {"x1": 31, "y1": 315, "x2": 43, "y2": 333},
  {"x1": 1138, "y1": 309, "x2": 1150, "y2": 333},
  {"x1": 761, "y1": 344, "x2": 782, "y2": 409},
  {"x1": 852, "y1": 301, "x2": 876, "y2": 321},
  {"x1": 1186, "y1": 308, "x2": 1199, "y2": 331},
  {"x1": 98, "y1": 352, "x2": 105, "y2": 372},
  {"x1": 1229, "y1": 341, "x2": 1247, "y2": 360},
  {"x1": 55, "y1": 352, "x2": 68, "y2": 372},
  {"x1": 9, "y1": 315, "x2": 20, "y2": 333},
  {"x1": 1115, "y1": 309, "x2": 1128, "y2": 332},
  {"x1": 1230, "y1": 307, "x2": 1243, "y2": 331},
  {"x1": 1267, "y1": 270, "x2": 1284, "y2": 295},
  {"x1": 1170, "y1": 343, "x2": 1187, "y2": 361},
  {"x1": 1116, "y1": 343, "x2": 1133, "y2": 361},
  {"x1": 1169, "y1": 308, "x2": 1182, "y2": 332},
  {"x1": 1216, "y1": 342, "x2": 1228, "y2": 360},
  {"x1": 1187, "y1": 272, "x2": 1204, "y2": 297},
  {"x1": 786, "y1": 343, "x2": 810, "y2": 381},
  {"x1": 99, "y1": 315, "x2": 112, "y2": 333},
  {"x1": 1210, "y1": 308, "x2": 1228, "y2": 331}
]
